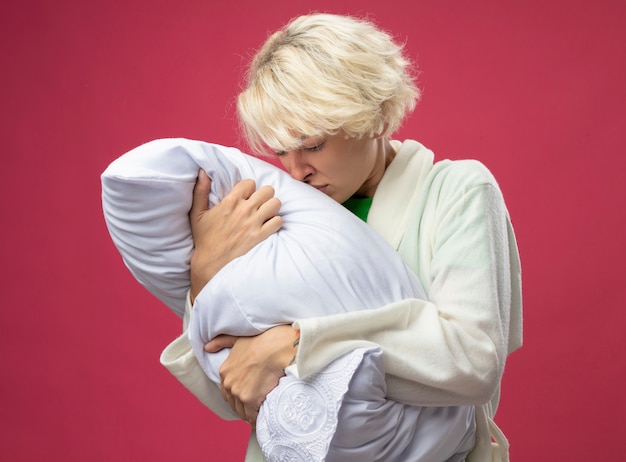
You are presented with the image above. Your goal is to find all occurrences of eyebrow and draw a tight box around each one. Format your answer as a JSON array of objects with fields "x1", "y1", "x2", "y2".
[
  {"x1": 300, "y1": 135, "x2": 325, "y2": 145},
  {"x1": 273, "y1": 135, "x2": 325, "y2": 154}
]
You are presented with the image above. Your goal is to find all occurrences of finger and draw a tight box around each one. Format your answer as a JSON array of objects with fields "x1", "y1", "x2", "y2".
[
  {"x1": 204, "y1": 334, "x2": 239, "y2": 353},
  {"x1": 229, "y1": 179, "x2": 257, "y2": 199},
  {"x1": 190, "y1": 170, "x2": 211, "y2": 218},
  {"x1": 248, "y1": 185, "x2": 277, "y2": 209},
  {"x1": 257, "y1": 196, "x2": 282, "y2": 222},
  {"x1": 221, "y1": 385, "x2": 230, "y2": 404},
  {"x1": 244, "y1": 404, "x2": 259, "y2": 425},
  {"x1": 220, "y1": 376, "x2": 235, "y2": 408},
  {"x1": 261, "y1": 215, "x2": 284, "y2": 235},
  {"x1": 224, "y1": 392, "x2": 249, "y2": 423}
]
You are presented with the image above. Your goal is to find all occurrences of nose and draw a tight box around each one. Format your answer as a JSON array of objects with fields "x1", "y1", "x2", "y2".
[{"x1": 281, "y1": 150, "x2": 314, "y2": 182}]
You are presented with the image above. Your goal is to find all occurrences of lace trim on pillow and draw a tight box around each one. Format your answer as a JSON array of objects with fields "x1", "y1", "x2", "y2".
[{"x1": 256, "y1": 347, "x2": 372, "y2": 462}]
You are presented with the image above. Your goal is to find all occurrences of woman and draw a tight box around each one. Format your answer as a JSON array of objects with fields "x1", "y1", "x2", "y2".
[{"x1": 187, "y1": 13, "x2": 522, "y2": 461}]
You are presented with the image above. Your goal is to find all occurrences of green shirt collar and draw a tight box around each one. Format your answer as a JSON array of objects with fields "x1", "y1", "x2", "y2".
[{"x1": 342, "y1": 196, "x2": 373, "y2": 222}]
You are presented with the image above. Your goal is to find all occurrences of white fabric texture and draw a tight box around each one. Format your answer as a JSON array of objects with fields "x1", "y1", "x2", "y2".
[
  {"x1": 256, "y1": 348, "x2": 373, "y2": 461},
  {"x1": 101, "y1": 138, "x2": 476, "y2": 461}
]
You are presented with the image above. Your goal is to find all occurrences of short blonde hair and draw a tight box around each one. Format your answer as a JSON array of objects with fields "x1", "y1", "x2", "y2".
[{"x1": 237, "y1": 13, "x2": 420, "y2": 155}]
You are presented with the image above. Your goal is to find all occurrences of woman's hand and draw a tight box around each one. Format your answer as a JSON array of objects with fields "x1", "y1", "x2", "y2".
[
  {"x1": 205, "y1": 325, "x2": 300, "y2": 425},
  {"x1": 189, "y1": 170, "x2": 283, "y2": 302}
]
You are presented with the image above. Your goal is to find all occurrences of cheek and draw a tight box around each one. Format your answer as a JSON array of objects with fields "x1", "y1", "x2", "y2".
[{"x1": 278, "y1": 157, "x2": 290, "y2": 173}]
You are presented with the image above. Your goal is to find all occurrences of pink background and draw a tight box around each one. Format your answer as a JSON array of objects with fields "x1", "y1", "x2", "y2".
[{"x1": 2, "y1": 0, "x2": 625, "y2": 460}]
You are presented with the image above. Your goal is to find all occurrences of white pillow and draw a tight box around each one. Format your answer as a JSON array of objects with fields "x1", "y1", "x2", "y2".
[{"x1": 101, "y1": 138, "x2": 424, "y2": 320}]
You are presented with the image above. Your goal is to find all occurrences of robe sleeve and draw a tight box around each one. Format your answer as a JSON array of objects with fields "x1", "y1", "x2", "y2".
[{"x1": 294, "y1": 171, "x2": 522, "y2": 407}]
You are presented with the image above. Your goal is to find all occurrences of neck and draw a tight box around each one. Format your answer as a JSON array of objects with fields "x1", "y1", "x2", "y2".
[
  {"x1": 356, "y1": 138, "x2": 396, "y2": 198},
  {"x1": 383, "y1": 138, "x2": 397, "y2": 169}
]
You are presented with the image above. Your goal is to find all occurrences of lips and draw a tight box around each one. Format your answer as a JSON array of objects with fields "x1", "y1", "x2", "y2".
[{"x1": 310, "y1": 184, "x2": 329, "y2": 193}]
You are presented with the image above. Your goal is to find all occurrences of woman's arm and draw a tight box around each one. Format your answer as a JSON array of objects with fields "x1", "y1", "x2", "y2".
[{"x1": 205, "y1": 325, "x2": 300, "y2": 424}]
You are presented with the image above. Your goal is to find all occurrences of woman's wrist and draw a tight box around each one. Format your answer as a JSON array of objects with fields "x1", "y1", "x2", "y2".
[
  {"x1": 265, "y1": 325, "x2": 300, "y2": 372},
  {"x1": 287, "y1": 330, "x2": 300, "y2": 369},
  {"x1": 189, "y1": 253, "x2": 224, "y2": 304}
]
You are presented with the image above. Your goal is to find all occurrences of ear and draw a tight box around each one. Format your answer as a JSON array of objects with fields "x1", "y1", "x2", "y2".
[{"x1": 374, "y1": 122, "x2": 389, "y2": 139}]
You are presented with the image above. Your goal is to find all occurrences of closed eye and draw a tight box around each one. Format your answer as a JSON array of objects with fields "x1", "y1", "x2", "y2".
[
  {"x1": 302, "y1": 140, "x2": 326, "y2": 152},
  {"x1": 274, "y1": 138, "x2": 326, "y2": 156}
]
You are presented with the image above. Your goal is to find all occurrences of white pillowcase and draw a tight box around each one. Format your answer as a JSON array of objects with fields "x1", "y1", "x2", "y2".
[{"x1": 101, "y1": 138, "x2": 424, "y2": 320}]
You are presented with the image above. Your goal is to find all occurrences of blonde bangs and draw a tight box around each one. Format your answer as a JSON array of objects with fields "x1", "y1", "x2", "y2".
[{"x1": 237, "y1": 13, "x2": 420, "y2": 156}]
